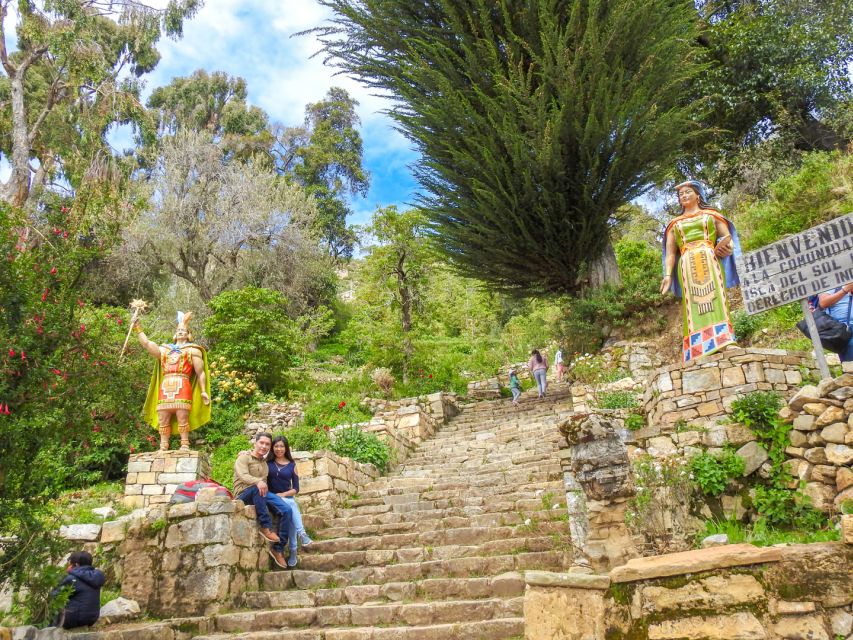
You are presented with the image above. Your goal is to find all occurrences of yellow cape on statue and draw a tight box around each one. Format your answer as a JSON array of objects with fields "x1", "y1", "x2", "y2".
[{"x1": 142, "y1": 343, "x2": 212, "y2": 434}]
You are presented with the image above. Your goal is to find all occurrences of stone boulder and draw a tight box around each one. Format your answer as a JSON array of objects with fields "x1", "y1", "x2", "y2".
[
  {"x1": 98, "y1": 596, "x2": 140, "y2": 623},
  {"x1": 560, "y1": 414, "x2": 634, "y2": 501}
]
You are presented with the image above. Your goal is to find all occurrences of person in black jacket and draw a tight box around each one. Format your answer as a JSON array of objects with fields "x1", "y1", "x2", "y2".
[{"x1": 51, "y1": 551, "x2": 105, "y2": 629}]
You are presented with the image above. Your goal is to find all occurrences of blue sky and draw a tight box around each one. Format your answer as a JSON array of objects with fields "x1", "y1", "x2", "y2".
[{"x1": 137, "y1": 0, "x2": 420, "y2": 226}]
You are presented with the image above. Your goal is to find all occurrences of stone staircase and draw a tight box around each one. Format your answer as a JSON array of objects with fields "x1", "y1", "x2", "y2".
[{"x1": 192, "y1": 387, "x2": 574, "y2": 640}]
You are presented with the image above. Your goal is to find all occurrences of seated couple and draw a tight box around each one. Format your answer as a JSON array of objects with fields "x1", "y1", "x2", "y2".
[{"x1": 233, "y1": 432, "x2": 312, "y2": 568}]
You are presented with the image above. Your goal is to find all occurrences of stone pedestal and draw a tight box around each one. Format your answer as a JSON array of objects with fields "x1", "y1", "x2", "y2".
[{"x1": 123, "y1": 450, "x2": 211, "y2": 509}]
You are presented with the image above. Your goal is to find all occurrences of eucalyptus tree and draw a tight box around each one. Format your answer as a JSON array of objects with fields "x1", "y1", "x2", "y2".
[
  {"x1": 290, "y1": 87, "x2": 369, "y2": 261},
  {"x1": 146, "y1": 69, "x2": 271, "y2": 160},
  {"x1": 127, "y1": 129, "x2": 317, "y2": 303},
  {"x1": 312, "y1": 0, "x2": 704, "y2": 296},
  {"x1": 0, "y1": 0, "x2": 201, "y2": 206}
]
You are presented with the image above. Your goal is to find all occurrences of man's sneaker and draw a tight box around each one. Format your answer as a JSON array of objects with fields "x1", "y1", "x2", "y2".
[
  {"x1": 287, "y1": 548, "x2": 298, "y2": 568},
  {"x1": 258, "y1": 528, "x2": 280, "y2": 543},
  {"x1": 299, "y1": 533, "x2": 313, "y2": 546}
]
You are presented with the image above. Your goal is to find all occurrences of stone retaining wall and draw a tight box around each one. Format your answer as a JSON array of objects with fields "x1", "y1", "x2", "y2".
[
  {"x1": 782, "y1": 364, "x2": 853, "y2": 513},
  {"x1": 114, "y1": 490, "x2": 267, "y2": 618},
  {"x1": 525, "y1": 542, "x2": 853, "y2": 640},
  {"x1": 291, "y1": 449, "x2": 380, "y2": 519},
  {"x1": 361, "y1": 391, "x2": 459, "y2": 466},
  {"x1": 641, "y1": 347, "x2": 818, "y2": 429},
  {"x1": 123, "y1": 451, "x2": 209, "y2": 510}
]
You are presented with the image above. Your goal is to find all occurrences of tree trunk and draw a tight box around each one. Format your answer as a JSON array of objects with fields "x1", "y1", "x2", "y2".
[
  {"x1": 397, "y1": 256, "x2": 412, "y2": 383},
  {"x1": 5, "y1": 75, "x2": 32, "y2": 206},
  {"x1": 582, "y1": 240, "x2": 622, "y2": 289}
]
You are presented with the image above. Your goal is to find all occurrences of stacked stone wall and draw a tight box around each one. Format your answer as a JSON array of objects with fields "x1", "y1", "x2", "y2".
[
  {"x1": 115, "y1": 490, "x2": 266, "y2": 618},
  {"x1": 291, "y1": 449, "x2": 380, "y2": 520},
  {"x1": 525, "y1": 542, "x2": 853, "y2": 640},
  {"x1": 782, "y1": 364, "x2": 853, "y2": 513},
  {"x1": 641, "y1": 347, "x2": 818, "y2": 429}
]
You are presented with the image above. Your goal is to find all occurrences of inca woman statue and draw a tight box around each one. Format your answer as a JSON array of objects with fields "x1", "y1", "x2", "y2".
[
  {"x1": 661, "y1": 181, "x2": 741, "y2": 363},
  {"x1": 134, "y1": 312, "x2": 211, "y2": 450}
]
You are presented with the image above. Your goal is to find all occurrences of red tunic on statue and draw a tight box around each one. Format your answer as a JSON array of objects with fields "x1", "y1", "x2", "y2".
[{"x1": 157, "y1": 348, "x2": 194, "y2": 410}]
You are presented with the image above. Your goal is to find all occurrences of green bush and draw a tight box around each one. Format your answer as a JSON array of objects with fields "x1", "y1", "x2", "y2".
[
  {"x1": 594, "y1": 390, "x2": 638, "y2": 410},
  {"x1": 330, "y1": 426, "x2": 392, "y2": 473},
  {"x1": 205, "y1": 287, "x2": 299, "y2": 391},
  {"x1": 690, "y1": 449, "x2": 745, "y2": 496},
  {"x1": 555, "y1": 238, "x2": 664, "y2": 353},
  {"x1": 731, "y1": 390, "x2": 828, "y2": 529},
  {"x1": 624, "y1": 413, "x2": 645, "y2": 431},
  {"x1": 738, "y1": 151, "x2": 853, "y2": 252},
  {"x1": 283, "y1": 423, "x2": 332, "y2": 452},
  {"x1": 209, "y1": 434, "x2": 252, "y2": 490},
  {"x1": 731, "y1": 310, "x2": 762, "y2": 344},
  {"x1": 200, "y1": 403, "x2": 251, "y2": 449}
]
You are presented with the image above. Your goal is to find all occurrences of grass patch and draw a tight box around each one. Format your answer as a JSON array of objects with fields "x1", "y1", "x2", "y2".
[
  {"x1": 53, "y1": 482, "x2": 129, "y2": 524},
  {"x1": 696, "y1": 517, "x2": 840, "y2": 547}
]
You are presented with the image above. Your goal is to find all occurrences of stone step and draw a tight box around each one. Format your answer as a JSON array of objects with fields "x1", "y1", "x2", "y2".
[
  {"x1": 334, "y1": 495, "x2": 565, "y2": 521},
  {"x1": 324, "y1": 504, "x2": 564, "y2": 531},
  {"x1": 243, "y1": 571, "x2": 525, "y2": 609},
  {"x1": 348, "y1": 478, "x2": 564, "y2": 503},
  {"x1": 264, "y1": 550, "x2": 570, "y2": 591},
  {"x1": 210, "y1": 597, "x2": 524, "y2": 633},
  {"x1": 192, "y1": 616, "x2": 524, "y2": 639},
  {"x1": 297, "y1": 534, "x2": 564, "y2": 572},
  {"x1": 316, "y1": 512, "x2": 567, "y2": 541},
  {"x1": 308, "y1": 519, "x2": 568, "y2": 556},
  {"x1": 338, "y1": 486, "x2": 565, "y2": 512}
]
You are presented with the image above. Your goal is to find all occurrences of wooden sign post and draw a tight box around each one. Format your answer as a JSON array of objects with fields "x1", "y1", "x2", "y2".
[{"x1": 736, "y1": 212, "x2": 853, "y2": 380}]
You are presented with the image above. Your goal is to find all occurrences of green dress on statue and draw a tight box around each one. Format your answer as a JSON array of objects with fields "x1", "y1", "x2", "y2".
[{"x1": 669, "y1": 212, "x2": 736, "y2": 362}]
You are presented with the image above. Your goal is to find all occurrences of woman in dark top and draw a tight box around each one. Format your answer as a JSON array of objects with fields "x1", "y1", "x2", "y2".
[{"x1": 267, "y1": 435, "x2": 312, "y2": 547}]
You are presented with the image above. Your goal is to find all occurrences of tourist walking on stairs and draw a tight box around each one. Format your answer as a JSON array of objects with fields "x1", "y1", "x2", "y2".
[
  {"x1": 508, "y1": 368, "x2": 521, "y2": 406},
  {"x1": 528, "y1": 349, "x2": 548, "y2": 398}
]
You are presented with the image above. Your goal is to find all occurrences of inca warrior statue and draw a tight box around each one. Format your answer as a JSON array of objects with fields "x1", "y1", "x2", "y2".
[{"x1": 134, "y1": 312, "x2": 211, "y2": 451}]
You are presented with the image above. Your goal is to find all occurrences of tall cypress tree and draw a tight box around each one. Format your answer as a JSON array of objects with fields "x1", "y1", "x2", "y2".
[{"x1": 314, "y1": 0, "x2": 704, "y2": 295}]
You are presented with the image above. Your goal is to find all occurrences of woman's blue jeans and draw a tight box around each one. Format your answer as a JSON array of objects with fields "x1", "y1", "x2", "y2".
[
  {"x1": 281, "y1": 496, "x2": 307, "y2": 537},
  {"x1": 533, "y1": 369, "x2": 547, "y2": 396},
  {"x1": 266, "y1": 493, "x2": 298, "y2": 552}
]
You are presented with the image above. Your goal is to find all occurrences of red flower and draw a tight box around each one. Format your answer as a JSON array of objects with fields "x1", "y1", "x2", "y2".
[
  {"x1": 41, "y1": 288, "x2": 49, "y2": 302},
  {"x1": 93, "y1": 425, "x2": 101, "y2": 432},
  {"x1": 2, "y1": 403, "x2": 10, "y2": 415},
  {"x1": 338, "y1": 401, "x2": 346, "y2": 409},
  {"x1": 62, "y1": 231, "x2": 68, "y2": 238},
  {"x1": 49, "y1": 266, "x2": 57, "y2": 275},
  {"x1": 8, "y1": 349, "x2": 14, "y2": 357},
  {"x1": 428, "y1": 374, "x2": 433, "y2": 379},
  {"x1": 82, "y1": 351, "x2": 89, "y2": 360},
  {"x1": 61, "y1": 206, "x2": 68, "y2": 213},
  {"x1": 128, "y1": 445, "x2": 135, "y2": 453},
  {"x1": 20, "y1": 351, "x2": 25, "y2": 360}
]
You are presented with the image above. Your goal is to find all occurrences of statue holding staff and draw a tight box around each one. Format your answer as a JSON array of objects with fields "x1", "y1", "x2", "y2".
[
  {"x1": 661, "y1": 180, "x2": 741, "y2": 363},
  {"x1": 134, "y1": 311, "x2": 211, "y2": 451}
]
